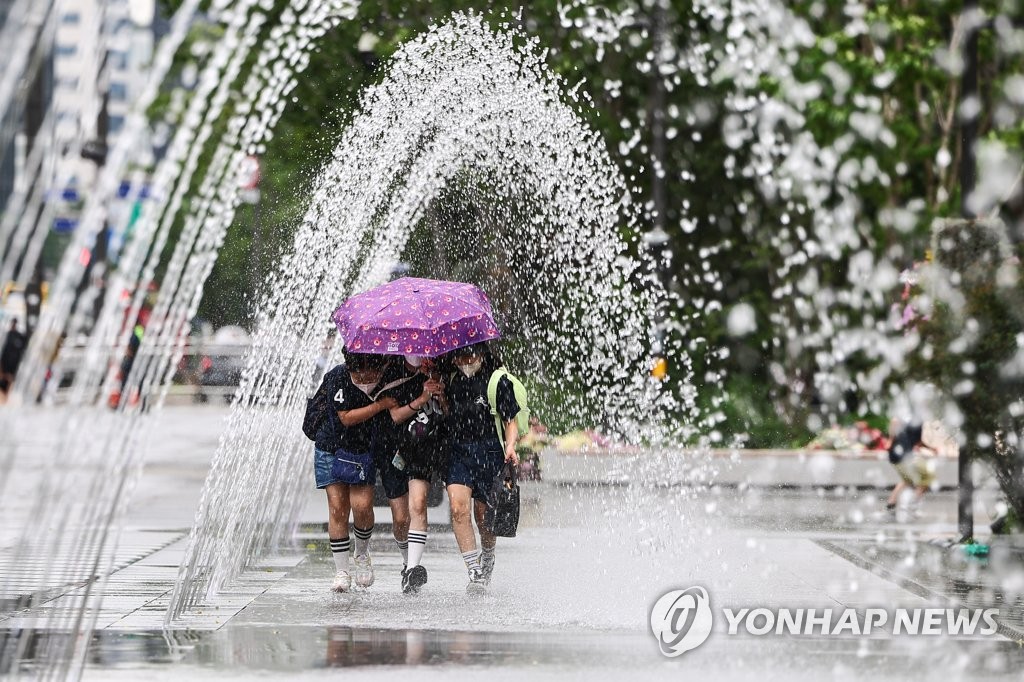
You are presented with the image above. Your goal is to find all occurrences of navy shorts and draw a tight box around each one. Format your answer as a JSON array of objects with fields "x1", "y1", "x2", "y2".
[
  {"x1": 374, "y1": 450, "x2": 410, "y2": 500},
  {"x1": 447, "y1": 441, "x2": 504, "y2": 502},
  {"x1": 314, "y1": 447, "x2": 375, "y2": 489},
  {"x1": 401, "y1": 442, "x2": 450, "y2": 483}
]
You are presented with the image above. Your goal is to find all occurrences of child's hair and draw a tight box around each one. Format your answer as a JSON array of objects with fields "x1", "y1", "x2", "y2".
[
  {"x1": 344, "y1": 350, "x2": 388, "y2": 371},
  {"x1": 450, "y1": 341, "x2": 503, "y2": 374},
  {"x1": 482, "y1": 344, "x2": 503, "y2": 374}
]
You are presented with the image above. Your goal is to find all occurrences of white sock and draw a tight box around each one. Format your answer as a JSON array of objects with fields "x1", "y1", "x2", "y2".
[
  {"x1": 396, "y1": 538, "x2": 409, "y2": 565},
  {"x1": 330, "y1": 537, "x2": 350, "y2": 572},
  {"x1": 408, "y1": 530, "x2": 427, "y2": 568},
  {"x1": 353, "y1": 525, "x2": 373, "y2": 556},
  {"x1": 462, "y1": 549, "x2": 481, "y2": 572}
]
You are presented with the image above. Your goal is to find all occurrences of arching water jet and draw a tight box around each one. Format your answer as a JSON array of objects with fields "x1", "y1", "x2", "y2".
[{"x1": 168, "y1": 12, "x2": 710, "y2": 620}]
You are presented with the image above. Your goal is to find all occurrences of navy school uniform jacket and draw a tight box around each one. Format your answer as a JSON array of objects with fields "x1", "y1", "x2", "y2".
[
  {"x1": 447, "y1": 369, "x2": 520, "y2": 446},
  {"x1": 314, "y1": 364, "x2": 383, "y2": 455}
]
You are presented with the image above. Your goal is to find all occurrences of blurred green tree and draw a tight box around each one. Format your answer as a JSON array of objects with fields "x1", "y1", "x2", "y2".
[{"x1": 152, "y1": 0, "x2": 1024, "y2": 445}]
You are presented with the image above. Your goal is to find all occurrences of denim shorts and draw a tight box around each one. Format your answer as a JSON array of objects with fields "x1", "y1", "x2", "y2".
[
  {"x1": 314, "y1": 447, "x2": 374, "y2": 489},
  {"x1": 447, "y1": 441, "x2": 504, "y2": 502}
]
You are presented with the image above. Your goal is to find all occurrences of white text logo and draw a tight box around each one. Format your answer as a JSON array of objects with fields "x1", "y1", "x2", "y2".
[
  {"x1": 651, "y1": 587, "x2": 1003, "y2": 657},
  {"x1": 722, "y1": 607, "x2": 1000, "y2": 636}
]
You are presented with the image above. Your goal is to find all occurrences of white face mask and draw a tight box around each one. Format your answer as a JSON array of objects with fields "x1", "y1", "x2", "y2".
[
  {"x1": 458, "y1": 359, "x2": 483, "y2": 377},
  {"x1": 354, "y1": 381, "x2": 377, "y2": 396},
  {"x1": 405, "y1": 355, "x2": 425, "y2": 368}
]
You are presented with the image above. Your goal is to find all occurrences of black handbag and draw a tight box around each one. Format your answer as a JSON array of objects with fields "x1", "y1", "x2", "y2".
[{"x1": 485, "y1": 462, "x2": 520, "y2": 538}]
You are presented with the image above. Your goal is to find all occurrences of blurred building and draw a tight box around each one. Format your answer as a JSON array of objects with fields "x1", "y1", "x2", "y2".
[
  {"x1": 0, "y1": 0, "x2": 162, "y2": 337},
  {"x1": 52, "y1": 0, "x2": 156, "y2": 189},
  {"x1": 0, "y1": 0, "x2": 55, "y2": 215},
  {"x1": 0, "y1": 0, "x2": 157, "y2": 212},
  {"x1": 0, "y1": 0, "x2": 14, "y2": 26}
]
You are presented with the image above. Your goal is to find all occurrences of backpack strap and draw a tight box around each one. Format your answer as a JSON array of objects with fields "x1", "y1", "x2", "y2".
[{"x1": 487, "y1": 367, "x2": 510, "y2": 447}]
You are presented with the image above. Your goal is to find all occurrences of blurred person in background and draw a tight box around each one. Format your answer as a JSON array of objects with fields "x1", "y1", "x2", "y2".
[
  {"x1": 885, "y1": 419, "x2": 957, "y2": 517},
  {"x1": 0, "y1": 320, "x2": 27, "y2": 400}
]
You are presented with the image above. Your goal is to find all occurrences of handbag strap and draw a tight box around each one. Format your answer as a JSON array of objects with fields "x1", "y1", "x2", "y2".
[
  {"x1": 370, "y1": 364, "x2": 420, "y2": 400},
  {"x1": 504, "y1": 461, "x2": 519, "y2": 486}
]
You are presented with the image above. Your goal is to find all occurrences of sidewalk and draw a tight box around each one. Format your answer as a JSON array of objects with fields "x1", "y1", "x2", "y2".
[
  {"x1": 542, "y1": 447, "x2": 963, "y2": 488},
  {"x1": 1, "y1": 407, "x2": 1021, "y2": 680}
]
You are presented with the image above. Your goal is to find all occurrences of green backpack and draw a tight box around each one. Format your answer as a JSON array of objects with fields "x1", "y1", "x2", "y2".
[{"x1": 487, "y1": 367, "x2": 531, "y2": 448}]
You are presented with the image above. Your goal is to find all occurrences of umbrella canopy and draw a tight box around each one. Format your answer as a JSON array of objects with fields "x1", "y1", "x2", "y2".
[{"x1": 332, "y1": 277, "x2": 501, "y2": 357}]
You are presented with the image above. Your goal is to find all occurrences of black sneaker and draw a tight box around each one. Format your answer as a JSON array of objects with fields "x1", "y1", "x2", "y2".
[{"x1": 403, "y1": 565, "x2": 427, "y2": 594}]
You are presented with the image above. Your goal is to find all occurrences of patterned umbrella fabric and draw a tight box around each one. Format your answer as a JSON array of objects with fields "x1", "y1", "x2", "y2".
[{"x1": 332, "y1": 277, "x2": 501, "y2": 357}]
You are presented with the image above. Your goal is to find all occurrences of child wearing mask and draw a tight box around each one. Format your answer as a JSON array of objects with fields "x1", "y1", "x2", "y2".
[
  {"x1": 382, "y1": 355, "x2": 448, "y2": 593},
  {"x1": 312, "y1": 351, "x2": 396, "y2": 591},
  {"x1": 444, "y1": 342, "x2": 520, "y2": 592}
]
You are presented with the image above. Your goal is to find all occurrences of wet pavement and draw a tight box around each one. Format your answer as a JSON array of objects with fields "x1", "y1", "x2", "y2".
[
  {"x1": 9, "y1": 624, "x2": 1024, "y2": 682},
  {"x1": 2, "y1": 407, "x2": 1023, "y2": 680}
]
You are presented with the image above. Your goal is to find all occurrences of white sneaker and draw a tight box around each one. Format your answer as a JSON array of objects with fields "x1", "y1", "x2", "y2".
[
  {"x1": 331, "y1": 570, "x2": 352, "y2": 592},
  {"x1": 480, "y1": 552, "x2": 495, "y2": 585},
  {"x1": 467, "y1": 567, "x2": 487, "y2": 594},
  {"x1": 353, "y1": 554, "x2": 374, "y2": 588}
]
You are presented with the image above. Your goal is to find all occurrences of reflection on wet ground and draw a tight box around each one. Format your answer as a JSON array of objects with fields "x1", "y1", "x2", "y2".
[
  {"x1": 6, "y1": 623, "x2": 1024, "y2": 680},
  {"x1": 2, "y1": 627, "x2": 652, "y2": 671}
]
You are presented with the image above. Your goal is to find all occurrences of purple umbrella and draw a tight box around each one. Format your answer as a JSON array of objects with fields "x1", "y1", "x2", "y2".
[{"x1": 332, "y1": 277, "x2": 501, "y2": 357}]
